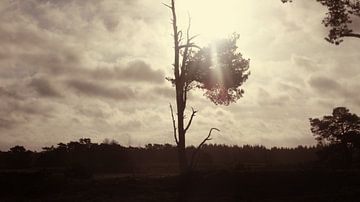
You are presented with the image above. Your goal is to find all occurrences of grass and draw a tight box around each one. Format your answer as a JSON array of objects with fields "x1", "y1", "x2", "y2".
[{"x1": 1, "y1": 169, "x2": 360, "y2": 201}]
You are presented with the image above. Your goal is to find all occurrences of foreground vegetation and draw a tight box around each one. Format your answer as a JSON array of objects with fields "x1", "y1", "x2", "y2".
[
  {"x1": 1, "y1": 168, "x2": 360, "y2": 202},
  {"x1": 0, "y1": 138, "x2": 320, "y2": 174},
  {"x1": 1, "y1": 138, "x2": 360, "y2": 201}
]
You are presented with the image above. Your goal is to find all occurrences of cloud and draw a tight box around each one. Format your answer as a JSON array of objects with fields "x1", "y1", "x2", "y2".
[
  {"x1": 0, "y1": 87, "x2": 23, "y2": 100},
  {"x1": 29, "y1": 77, "x2": 62, "y2": 97},
  {"x1": 66, "y1": 79, "x2": 135, "y2": 100},
  {"x1": 292, "y1": 55, "x2": 319, "y2": 72},
  {"x1": 93, "y1": 60, "x2": 165, "y2": 83},
  {"x1": 152, "y1": 86, "x2": 174, "y2": 98},
  {"x1": 76, "y1": 104, "x2": 110, "y2": 119},
  {"x1": 0, "y1": 118, "x2": 16, "y2": 130},
  {"x1": 0, "y1": 0, "x2": 359, "y2": 150},
  {"x1": 2, "y1": 100, "x2": 54, "y2": 118},
  {"x1": 0, "y1": 96, "x2": 56, "y2": 134},
  {"x1": 308, "y1": 76, "x2": 342, "y2": 94}
]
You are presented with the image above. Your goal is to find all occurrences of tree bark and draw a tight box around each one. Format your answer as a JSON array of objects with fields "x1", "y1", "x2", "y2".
[
  {"x1": 177, "y1": 97, "x2": 188, "y2": 172},
  {"x1": 168, "y1": 0, "x2": 188, "y2": 172}
]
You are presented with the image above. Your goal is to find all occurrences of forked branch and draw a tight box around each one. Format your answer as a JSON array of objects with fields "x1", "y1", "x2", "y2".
[
  {"x1": 184, "y1": 107, "x2": 197, "y2": 133},
  {"x1": 190, "y1": 128, "x2": 220, "y2": 169},
  {"x1": 170, "y1": 104, "x2": 179, "y2": 145}
]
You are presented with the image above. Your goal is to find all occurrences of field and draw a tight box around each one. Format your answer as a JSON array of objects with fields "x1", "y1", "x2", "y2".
[{"x1": 1, "y1": 169, "x2": 360, "y2": 202}]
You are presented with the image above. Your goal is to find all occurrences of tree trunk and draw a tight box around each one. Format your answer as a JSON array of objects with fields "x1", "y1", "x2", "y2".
[
  {"x1": 176, "y1": 85, "x2": 188, "y2": 172},
  {"x1": 168, "y1": 0, "x2": 188, "y2": 173}
]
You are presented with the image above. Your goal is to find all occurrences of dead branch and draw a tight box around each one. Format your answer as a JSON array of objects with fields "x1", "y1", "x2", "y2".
[
  {"x1": 162, "y1": 3, "x2": 172, "y2": 9},
  {"x1": 184, "y1": 107, "x2": 197, "y2": 133},
  {"x1": 190, "y1": 128, "x2": 220, "y2": 169},
  {"x1": 177, "y1": 31, "x2": 183, "y2": 43},
  {"x1": 189, "y1": 34, "x2": 199, "y2": 41},
  {"x1": 170, "y1": 104, "x2": 179, "y2": 145},
  {"x1": 179, "y1": 44, "x2": 201, "y2": 50},
  {"x1": 180, "y1": 15, "x2": 192, "y2": 74},
  {"x1": 168, "y1": 0, "x2": 180, "y2": 81}
]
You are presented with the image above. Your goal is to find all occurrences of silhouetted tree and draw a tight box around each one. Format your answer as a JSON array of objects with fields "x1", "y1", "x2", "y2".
[
  {"x1": 164, "y1": 0, "x2": 250, "y2": 172},
  {"x1": 10, "y1": 146, "x2": 26, "y2": 153},
  {"x1": 103, "y1": 138, "x2": 119, "y2": 145},
  {"x1": 282, "y1": 0, "x2": 360, "y2": 44},
  {"x1": 8, "y1": 146, "x2": 32, "y2": 168},
  {"x1": 0, "y1": 139, "x2": 320, "y2": 172},
  {"x1": 310, "y1": 107, "x2": 360, "y2": 166}
]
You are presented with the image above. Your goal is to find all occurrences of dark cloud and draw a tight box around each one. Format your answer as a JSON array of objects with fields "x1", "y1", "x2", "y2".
[
  {"x1": 2, "y1": 100, "x2": 54, "y2": 118},
  {"x1": 29, "y1": 78, "x2": 62, "y2": 97},
  {"x1": 0, "y1": 0, "x2": 359, "y2": 150},
  {"x1": 308, "y1": 76, "x2": 341, "y2": 93},
  {"x1": 0, "y1": 23, "x2": 42, "y2": 48},
  {"x1": 0, "y1": 98, "x2": 54, "y2": 132},
  {"x1": 0, "y1": 118, "x2": 16, "y2": 130},
  {"x1": 0, "y1": 87, "x2": 23, "y2": 100},
  {"x1": 153, "y1": 86, "x2": 174, "y2": 98},
  {"x1": 5, "y1": 0, "x2": 143, "y2": 35},
  {"x1": 66, "y1": 80, "x2": 135, "y2": 100},
  {"x1": 122, "y1": 60, "x2": 164, "y2": 83},
  {"x1": 93, "y1": 60, "x2": 165, "y2": 83},
  {"x1": 76, "y1": 105, "x2": 110, "y2": 119}
]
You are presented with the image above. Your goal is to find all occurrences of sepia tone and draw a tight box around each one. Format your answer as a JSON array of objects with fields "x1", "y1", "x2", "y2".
[{"x1": 0, "y1": 0, "x2": 360, "y2": 201}]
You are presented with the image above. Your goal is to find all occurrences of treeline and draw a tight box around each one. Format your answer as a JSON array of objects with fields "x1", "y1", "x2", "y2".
[{"x1": 0, "y1": 138, "x2": 324, "y2": 175}]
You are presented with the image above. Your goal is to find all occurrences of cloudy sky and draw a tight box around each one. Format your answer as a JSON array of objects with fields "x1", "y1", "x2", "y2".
[{"x1": 0, "y1": 0, "x2": 359, "y2": 151}]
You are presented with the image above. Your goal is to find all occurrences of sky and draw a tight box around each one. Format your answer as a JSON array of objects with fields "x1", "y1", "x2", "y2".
[{"x1": 0, "y1": 0, "x2": 359, "y2": 151}]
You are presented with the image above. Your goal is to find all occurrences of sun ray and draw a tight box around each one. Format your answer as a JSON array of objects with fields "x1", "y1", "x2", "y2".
[{"x1": 210, "y1": 43, "x2": 224, "y2": 87}]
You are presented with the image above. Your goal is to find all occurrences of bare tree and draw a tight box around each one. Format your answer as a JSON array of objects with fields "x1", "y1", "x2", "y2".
[
  {"x1": 164, "y1": 0, "x2": 250, "y2": 172},
  {"x1": 282, "y1": 0, "x2": 360, "y2": 45}
]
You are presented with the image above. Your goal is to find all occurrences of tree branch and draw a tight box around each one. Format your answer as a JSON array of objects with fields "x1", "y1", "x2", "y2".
[
  {"x1": 180, "y1": 14, "x2": 192, "y2": 74},
  {"x1": 190, "y1": 128, "x2": 220, "y2": 169},
  {"x1": 186, "y1": 12, "x2": 192, "y2": 41},
  {"x1": 183, "y1": 87, "x2": 187, "y2": 109},
  {"x1": 184, "y1": 107, "x2": 197, "y2": 133},
  {"x1": 170, "y1": 104, "x2": 179, "y2": 145},
  {"x1": 179, "y1": 44, "x2": 201, "y2": 50},
  {"x1": 189, "y1": 34, "x2": 199, "y2": 41},
  {"x1": 340, "y1": 33, "x2": 360, "y2": 39},
  {"x1": 162, "y1": 3, "x2": 172, "y2": 9},
  {"x1": 177, "y1": 31, "x2": 183, "y2": 43},
  {"x1": 168, "y1": 0, "x2": 180, "y2": 81}
]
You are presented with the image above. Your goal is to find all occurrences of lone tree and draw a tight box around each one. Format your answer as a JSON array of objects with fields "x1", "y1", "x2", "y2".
[
  {"x1": 282, "y1": 0, "x2": 360, "y2": 45},
  {"x1": 164, "y1": 0, "x2": 250, "y2": 172},
  {"x1": 310, "y1": 107, "x2": 360, "y2": 165}
]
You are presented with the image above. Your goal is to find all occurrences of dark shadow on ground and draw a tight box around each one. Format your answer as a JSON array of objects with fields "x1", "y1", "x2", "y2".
[{"x1": 1, "y1": 169, "x2": 360, "y2": 202}]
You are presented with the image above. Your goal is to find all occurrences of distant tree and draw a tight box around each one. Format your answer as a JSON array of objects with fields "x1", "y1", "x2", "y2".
[
  {"x1": 8, "y1": 146, "x2": 32, "y2": 168},
  {"x1": 42, "y1": 146, "x2": 55, "y2": 152},
  {"x1": 164, "y1": 0, "x2": 250, "y2": 172},
  {"x1": 79, "y1": 138, "x2": 91, "y2": 145},
  {"x1": 310, "y1": 107, "x2": 360, "y2": 166},
  {"x1": 9, "y1": 145, "x2": 26, "y2": 153},
  {"x1": 103, "y1": 138, "x2": 119, "y2": 145},
  {"x1": 310, "y1": 107, "x2": 360, "y2": 145},
  {"x1": 282, "y1": 0, "x2": 360, "y2": 45}
]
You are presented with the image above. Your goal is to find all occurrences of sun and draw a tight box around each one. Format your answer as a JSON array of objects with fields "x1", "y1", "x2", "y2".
[{"x1": 177, "y1": 0, "x2": 250, "y2": 45}]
